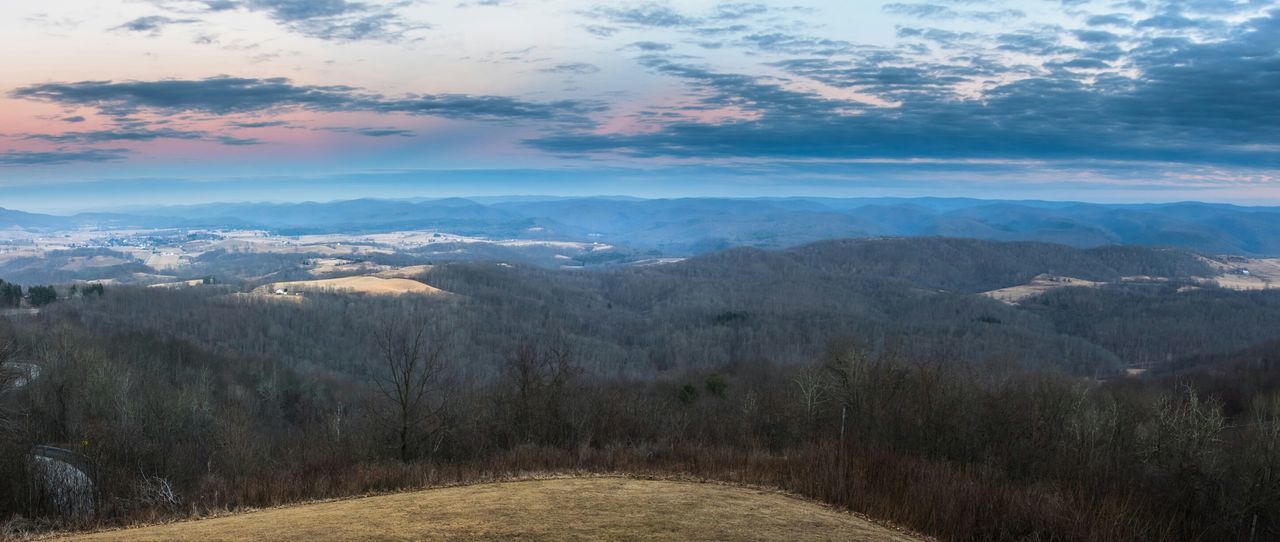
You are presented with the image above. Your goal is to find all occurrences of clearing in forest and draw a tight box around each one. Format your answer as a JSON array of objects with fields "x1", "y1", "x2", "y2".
[
  {"x1": 56, "y1": 477, "x2": 923, "y2": 542},
  {"x1": 981, "y1": 274, "x2": 1102, "y2": 304},
  {"x1": 257, "y1": 276, "x2": 448, "y2": 296}
]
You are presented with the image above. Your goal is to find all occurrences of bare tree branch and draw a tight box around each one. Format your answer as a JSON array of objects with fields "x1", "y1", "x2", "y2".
[{"x1": 371, "y1": 311, "x2": 451, "y2": 461}]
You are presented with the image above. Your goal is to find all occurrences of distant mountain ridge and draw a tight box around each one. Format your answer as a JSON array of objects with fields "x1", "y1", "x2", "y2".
[{"x1": 6, "y1": 197, "x2": 1280, "y2": 256}]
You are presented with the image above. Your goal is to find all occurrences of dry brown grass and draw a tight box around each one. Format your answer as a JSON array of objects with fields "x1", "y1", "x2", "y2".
[
  {"x1": 373, "y1": 264, "x2": 434, "y2": 279},
  {"x1": 981, "y1": 274, "x2": 1102, "y2": 304},
  {"x1": 142, "y1": 253, "x2": 184, "y2": 270},
  {"x1": 1202, "y1": 273, "x2": 1277, "y2": 291},
  {"x1": 57, "y1": 256, "x2": 131, "y2": 271},
  {"x1": 146, "y1": 280, "x2": 206, "y2": 289},
  {"x1": 53, "y1": 477, "x2": 921, "y2": 542},
  {"x1": 221, "y1": 292, "x2": 308, "y2": 304},
  {"x1": 256, "y1": 276, "x2": 448, "y2": 296},
  {"x1": 1196, "y1": 256, "x2": 1280, "y2": 290}
]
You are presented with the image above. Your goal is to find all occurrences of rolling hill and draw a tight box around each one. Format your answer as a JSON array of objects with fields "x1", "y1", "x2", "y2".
[
  {"x1": 9, "y1": 197, "x2": 1280, "y2": 256},
  {"x1": 57, "y1": 478, "x2": 922, "y2": 542}
]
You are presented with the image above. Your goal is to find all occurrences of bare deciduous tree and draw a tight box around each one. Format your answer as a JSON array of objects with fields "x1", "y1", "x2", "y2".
[
  {"x1": 502, "y1": 338, "x2": 581, "y2": 446},
  {"x1": 0, "y1": 336, "x2": 15, "y2": 365},
  {"x1": 794, "y1": 366, "x2": 827, "y2": 424},
  {"x1": 372, "y1": 313, "x2": 450, "y2": 461},
  {"x1": 0, "y1": 369, "x2": 16, "y2": 437},
  {"x1": 0, "y1": 326, "x2": 19, "y2": 436}
]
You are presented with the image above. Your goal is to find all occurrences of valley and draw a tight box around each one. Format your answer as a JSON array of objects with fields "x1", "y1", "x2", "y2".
[
  {"x1": 6, "y1": 0, "x2": 1278, "y2": 537},
  {"x1": 7, "y1": 203, "x2": 1280, "y2": 542},
  {"x1": 0, "y1": 224, "x2": 614, "y2": 286}
]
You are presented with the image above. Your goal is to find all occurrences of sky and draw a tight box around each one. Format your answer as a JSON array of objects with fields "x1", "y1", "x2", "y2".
[{"x1": 1, "y1": 0, "x2": 1278, "y2": 212}]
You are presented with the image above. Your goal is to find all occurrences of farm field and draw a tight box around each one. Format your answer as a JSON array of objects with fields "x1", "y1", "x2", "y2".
[
  {"x1": 980, "y1": 274, "x2": 1102, "y2": 304},
  {"x1": 0, "y1": 226, "x2": 611, "y2": 286},
  {"x1": 980, "y1": 259, "x2": 1280, "y2": 305},
  {"x1": 1198, "y1": 256, "x2": 1280, "y2": 290},
  {"x1": 258, "y1": 276, "x2": 449, "y2": 296},
  {"x1": 56, "y1": 477, "x2": 922, "y2": 542}
]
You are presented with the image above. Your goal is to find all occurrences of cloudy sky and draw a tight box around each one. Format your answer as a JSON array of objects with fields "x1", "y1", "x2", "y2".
[{"x1": 2, "y1": 0, "x2": 1278, "y2": 211}]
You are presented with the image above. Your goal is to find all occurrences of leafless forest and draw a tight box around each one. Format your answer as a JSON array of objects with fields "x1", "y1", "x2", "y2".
[{"x1": 3, "y1": 238, "x2": 1280, "y2": 540}]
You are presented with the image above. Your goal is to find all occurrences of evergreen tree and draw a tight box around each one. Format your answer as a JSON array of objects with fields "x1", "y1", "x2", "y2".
[
  {"x1": 0, "y1": 280, "x2": 20, "y2": 308},
  {"x1": 27, "y1": 285, "x2": 58, "y2": 307}
]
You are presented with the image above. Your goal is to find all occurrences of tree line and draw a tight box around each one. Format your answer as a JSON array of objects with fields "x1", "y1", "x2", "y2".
[
  {"x1": 0, "y1": 279, "x2": 106, "y2": 309},
  {"x1": 5, "y1": 236, "x2": 1280, "y2": 540},
  {"x1": 0, "y1": 280, "x2": 19, "y2": 308},
  {"x1": 4, "y1": 300, "x2": 1280, "y2": 541}
]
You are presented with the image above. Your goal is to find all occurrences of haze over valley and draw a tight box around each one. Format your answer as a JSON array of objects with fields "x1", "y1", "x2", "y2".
[
  {"x1": 4, "y1": 0, "x2": 1280, "y2": 540},
  {"x1": 7, "y1": 196, "x2": 1280, "y2": 281}
]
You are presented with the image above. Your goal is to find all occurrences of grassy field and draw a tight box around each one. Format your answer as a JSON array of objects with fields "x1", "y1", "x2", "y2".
[
  {"x1": 980, "y1": 274, "x2": 1102, "y2": 304},
  {"x1": 257, "y1": 276, "x2": 448, "y2": 296},
  {"x1": 55, "y1": 477, "x2": 922, "y2": 541}
]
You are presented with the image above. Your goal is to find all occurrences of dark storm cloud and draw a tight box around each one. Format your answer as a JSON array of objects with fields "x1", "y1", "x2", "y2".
[
  {"x1": 528, "y1": 8, "x2": 1280, "y2": 169},
  {"x1": 1119, "y1": 8, "x2": 1280, "y2": 141},
  {"x1": 10, "y1": 77, "x2": 602, "y2": 124}
]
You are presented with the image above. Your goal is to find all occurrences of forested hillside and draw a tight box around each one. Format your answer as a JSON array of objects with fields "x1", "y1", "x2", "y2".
[
  {"x1": 44, "y1": 238, "x2": 1263, "y2": 378},
  {"x1": 5, "y1": 238, "x2": 1280, "y2": 541}
]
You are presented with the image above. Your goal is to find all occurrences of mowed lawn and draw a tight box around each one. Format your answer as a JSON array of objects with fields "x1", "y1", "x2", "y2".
[{"x1": 58, "y1": 477, "x2": 923, "y2": 541}]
